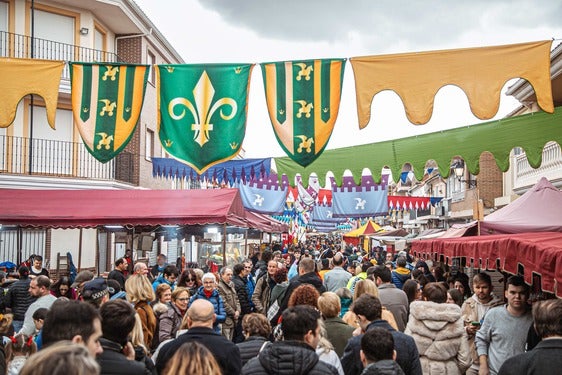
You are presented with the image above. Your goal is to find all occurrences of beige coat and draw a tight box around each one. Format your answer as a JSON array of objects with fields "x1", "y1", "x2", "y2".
[
  {"x1": 405, "y1": 301, "x2": 472, "y2": 374},
  {"x1": 217, "y1": 278, "x2": 241, "y2": 329}
]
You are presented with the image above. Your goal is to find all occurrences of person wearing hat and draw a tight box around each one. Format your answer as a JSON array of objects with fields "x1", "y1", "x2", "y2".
[
  {"x1": 81, "y1": 278, "x2": 111, "y2": 308},
  {"x1": 71, "y1": 270, "x2": 95, "y2": 298}
]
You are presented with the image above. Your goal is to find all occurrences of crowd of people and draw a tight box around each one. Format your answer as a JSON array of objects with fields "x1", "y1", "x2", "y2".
[{"x1": 0, "y1": 241, "x2": 559, "y2": 375}]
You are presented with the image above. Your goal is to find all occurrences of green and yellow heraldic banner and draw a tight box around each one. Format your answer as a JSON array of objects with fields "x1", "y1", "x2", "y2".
[
  {"x1": 157, "y1": 64, "x2": 254, "y2": 174},
  {"x1": 261, "y1": 59, "x2": 346, "y2": 167},
  {"x1": 70, "y1": 62, "x2": 149, "y2": 163}
]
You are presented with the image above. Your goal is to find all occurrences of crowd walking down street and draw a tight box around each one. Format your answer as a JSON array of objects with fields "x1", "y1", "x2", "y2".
[{"x1": 0, "y1": 240, "x2": 558, "y2": 375}]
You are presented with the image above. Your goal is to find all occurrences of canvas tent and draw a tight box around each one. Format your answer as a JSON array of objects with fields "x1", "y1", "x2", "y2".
[
  {"x1": 343, "y1": 220, "x2": 383, "y2": 246},
  {"x1": 480, "y1": 177, "x2": 562, "y2": 234}
]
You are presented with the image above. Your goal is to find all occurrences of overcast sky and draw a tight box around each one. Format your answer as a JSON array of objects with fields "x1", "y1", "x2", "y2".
[{"x1": 134, "y1": 0, "x2": 562, "y2": 158}]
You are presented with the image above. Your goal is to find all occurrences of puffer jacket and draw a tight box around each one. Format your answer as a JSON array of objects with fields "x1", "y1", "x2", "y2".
[
  {"x1": 158, "y1": 303, "x2": 184, "y2": 342},
  {"x1": 405, "y1": 301, "x2": 471, "y2": 374},
  {"x1": 236, "y1": 335, "x2": 269, "y2": 366},
  {"x1": 233, "y1": 275, "x2": 253, "y2": 315},
  {"x1": 391, "y1": 268, "x2": 411, "y2": 290},
  {"x1": 97, "y1": 338, "x2": 150, "y2": 375},
  {"x1": 217, "y1": 278, "x2": 241, "y2": 329},
  {"x1": 189, "y1": 286, "x2": 226, "y2": 332},
  {"x1": 362, "y1": 360, "x2": 405, "y2": 375},
  {"x1": 241, "y1": 340, "x2": 339, "y2": 375},
  {"x1": 5, "y1": 278, "x2": 35, "y2": 321}
]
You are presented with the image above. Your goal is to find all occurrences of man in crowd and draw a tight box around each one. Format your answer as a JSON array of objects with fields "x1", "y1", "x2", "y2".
[
  {"x1": 152, "y1": 264, "x2": 178, "y2": 292},
  {"x1": 461, "y1": 272, "x2": 503, "y2": 375},
  {"x1": 217, "y1": 266, "x2": 241, "y2": 341},
  {"x1": 107, "y1": 258, "x2": 128, "y2": 291},
  {"x1": 370, "y1": 265, "x2": 409, "y2": 332},
  {"x1": 498, "y1": 298, "x2": 562, "y2": 375},
  {"x1": 81, "y1": 277, "x2": 111, "y2": 308},
  {"x1": 361, "y1": 327, "x2": 405, "y2": 375},
  {"x1": 252, "y1": 259, "x2": 277, "y2": 315},
  {"x1": 97, "y1": 299, "x2": 148, "y2": 374},
  {"x1": 29, "y1": 255, "x2": 50, "y2": 278},
  {"x1": 5, "y1": 266, "x2": 35, "y2": 332},
  {"x1": 323, "y1": 252, "x2": 352, "y2": 292},
  {"x1": 42, "y1": 299, "x2": 103, "y2": 357},
  {"x1": 242, "y1": 305, "x2": 339, "y2": 374},
  {"x1": 243, "y1": 259, "x2": 255, "y2": 306},
  {"x1": 475, "y1": 275, "x2": 533, "y2": 375},
  {"x1": 155, "y1": 299, "x2": 241, "y2": 375},
  {"x1": 279, "y1": 257, "x2": 326, "y2": 313},
  {"x1": 341, "y1": 294, "x2": 421, "y2": 375},
  {"x1": 391, "y1": 256, "x2": 411, "y2": 290},
  {"x1": 20, "y1": 275, "x2": 57, "y2": 336},
  {"x1": 150, "y1": 254, "x2": 168, "y2": 280},
  {"x1": 133, "y1": 262, "x2": 149, "y2": 277}
]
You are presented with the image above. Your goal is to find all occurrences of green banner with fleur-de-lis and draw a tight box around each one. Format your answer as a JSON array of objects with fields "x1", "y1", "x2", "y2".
[
  {"x1": 261, "y1": 59, "x2": 346, "y2": 167},
  {"x1": 70, "y1": 62, "x2": 149, "y2": 163},
  {"x1": 157, "y1": 64, "x2": 254, "y2": 174}
]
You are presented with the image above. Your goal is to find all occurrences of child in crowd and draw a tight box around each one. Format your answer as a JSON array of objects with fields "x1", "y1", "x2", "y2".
[
  {"x1": 5, "y1": 334, "x2": 37, "y2": 375},
  {"x1": 32, "y1": 308, "x2": 48, "y2": 349}
]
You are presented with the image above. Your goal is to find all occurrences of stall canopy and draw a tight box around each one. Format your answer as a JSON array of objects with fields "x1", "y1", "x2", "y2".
[
  {"x1": 411, "y1": 231, "x2": 562, "y2": 297},
  {"x1": 481, "y1": 177, "x2": 562, "y2": 234},
  {"x1": 343, "y1": 220, "x2": 383, "y2": 245},
  {"x1": 0, "y1": 188, "x2": 249, "y2": 229}
]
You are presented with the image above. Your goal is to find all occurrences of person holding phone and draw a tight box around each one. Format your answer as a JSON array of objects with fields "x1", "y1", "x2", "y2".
[{"x1": 461, "y1": 272, "x2": 503, "y2": 375}]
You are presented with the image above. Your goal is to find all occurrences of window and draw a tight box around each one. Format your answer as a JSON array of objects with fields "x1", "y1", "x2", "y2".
[
  {"x1": 0, "y1": 1, "x2": 8, "y2": 32},
  {"x1": 147, "y1": 51, "x2": 156, "y2": 84},
  {"x1": 34, "y1": 9, "x2": 75, "y2": 60},
  {"x1": 145, "y1": 128, "x2": 154, "y2": 161}
]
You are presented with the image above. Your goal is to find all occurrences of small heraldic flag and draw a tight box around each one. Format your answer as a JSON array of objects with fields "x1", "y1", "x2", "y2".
[
  {"x1": 70, "y1": 62, "x2": 149, "y2": 163},
  {"x1": 261, "y1": 58, "x2": 346, "y2": 167},
  {"x1": 157, "y1": 63, "x2": 254, "y2": 174}
]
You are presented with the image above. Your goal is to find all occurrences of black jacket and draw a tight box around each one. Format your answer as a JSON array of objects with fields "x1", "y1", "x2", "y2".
[
  {"x1": 279, "y1": 272, "x2": 326, "y2": 314},
  {"x1": 236, "y1": 336, "x2": 269, "y2": 366},
  {"x1": 5, "y1": 278, "x2": 35, "y2": 321},
  {"x1": 233, "y1": 275, "x2": 253, "y2": 315},
  {"x1": 362, "y1": 360, "x2": 406, "y2": 375},
  {"x1": 341, "y1": 320, "x2": 421, "y2": 375},
  {"x1": 155, "y1": 326, "x2": 241, "y2": 375},
  {"x1": 241, "y1": 340, "x2": 338, "y2": 375},
  {"x1": 107, "y1": 269, "x2": 127, "y2": 290},
  {"x1": 97, "y1": 338, "x2": 150, "y2": 375}
]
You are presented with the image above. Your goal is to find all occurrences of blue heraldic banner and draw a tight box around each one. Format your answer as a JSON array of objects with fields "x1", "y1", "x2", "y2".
[
  {"x1": 238, "y1": 183, "x2": 287, "y2": 215},
  {"x1": 312, "y1": 205, "x2": 341, "y2": 223},
  {"x1": 332, "y1": 184, "x2": 388, "y2": 218}
]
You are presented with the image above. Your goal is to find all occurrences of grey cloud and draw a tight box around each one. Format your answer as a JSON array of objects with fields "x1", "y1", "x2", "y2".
[{"x1": 195, "y1": 0, "x2": 561, "y2": 50}]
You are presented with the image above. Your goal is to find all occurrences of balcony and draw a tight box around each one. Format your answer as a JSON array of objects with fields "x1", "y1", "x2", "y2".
[
  {"x1": 513, "y1": 142, "x2": 562, "y2": 192},
  {"x1": 0, "y1": 135, "x2": 135, "y2": 185},
  {"x1": 0, "y1": 31, "x2": 121, "y2": 80}
]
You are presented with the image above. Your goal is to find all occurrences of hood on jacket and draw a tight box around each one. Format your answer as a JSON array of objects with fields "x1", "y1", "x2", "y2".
[
  {"x1": 298, "y1": 272, "x2": 324, "y2": 289},
  {"x1": 258, "y1": 341, "x2": 319, "y2": 375}
]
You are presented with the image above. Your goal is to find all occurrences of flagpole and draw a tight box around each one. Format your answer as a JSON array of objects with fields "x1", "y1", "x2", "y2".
[{"x1": 28, "y1": 0, "x2": 35, "y2": 175}]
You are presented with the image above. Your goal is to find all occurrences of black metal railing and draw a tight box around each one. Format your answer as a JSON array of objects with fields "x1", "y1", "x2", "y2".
[
  {"x1": 0, "y1": 135, "x2": 135, "y2": 184},
  {"x1": 0, "y1": 31, "x2": 122, "y2": 79}
]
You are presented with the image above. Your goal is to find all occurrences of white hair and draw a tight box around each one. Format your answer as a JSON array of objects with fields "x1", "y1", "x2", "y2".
[{"x1": 201, "y1": 272, "x2": 217, "y2": 283}]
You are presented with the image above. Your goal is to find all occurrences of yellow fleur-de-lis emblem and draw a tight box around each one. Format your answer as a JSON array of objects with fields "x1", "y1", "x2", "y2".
[
  {"x1": 168, "y1": 71, "x2": 237, "y2": 147},
  {"x1": 230, "y1": 142, "x2": 238, "y2": 149},
  {"x1": 125, "y1": 107, "x2": 131, "y2": 113},
  {"x1": 165, "y1": 139, "x2": 173, "y2": 147},
  {"x1": 82, "y1": 107, "x2": 89, "y2": 113},
  {"x1": 323, "y1": 107, "x2": 329, "y2": 113},
  {"x1": 279, "y1": 109, "x2": 285, "y2": 115},
  {"x1": 165, "y1": 66, "x2": 174, "y2": 73},
  {"x1": 234, "y1": 67, "x2": 242, "y2": 74}
]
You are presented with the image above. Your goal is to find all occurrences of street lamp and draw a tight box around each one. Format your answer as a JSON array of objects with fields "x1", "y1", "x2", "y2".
[{"x1": 452, "y1": 161, "x2": 477, "y2": 188}]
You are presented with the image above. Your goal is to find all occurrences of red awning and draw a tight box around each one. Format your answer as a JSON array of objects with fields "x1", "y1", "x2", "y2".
[
  {"x1": 411, "y1": 231, "x2": 562, "y2": 297},
  {"x1": 244, "y1": 210, "x2": 288, "y2": 233},
  {"x1": 0, "y1": 188, "x2": 248, "y2": 228}
]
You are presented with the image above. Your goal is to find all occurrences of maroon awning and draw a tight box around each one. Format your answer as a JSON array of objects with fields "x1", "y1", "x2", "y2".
[
  {"x1": 411, "y1": 231, "x2": 562, "y2": 297},
  {"x1": 0, "y1": 188, "x2": 247, "y2": 228}
]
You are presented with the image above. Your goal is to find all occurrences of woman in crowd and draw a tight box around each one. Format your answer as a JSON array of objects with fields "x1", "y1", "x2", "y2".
[
  {"x1": 159, "y1": 287, "x2": 189, "y2": 342},
  {"x1": 316, "y1": 319, "x2": 344, "y2": 375},
  {"x1": 50, "y1": 277, "x2": 76, "y2": 299},
  {"x1": 267, "y1": 267, "x2": 289, "y2": 326},
  {"x1": 403, "y1": 279, "x2": 423, "y2": 305},
  {"x1": 405, "y1": 282, "x2": 471, "y2": 374},
  {"x1": 335, "y1": 287, "x2": 353, "y2": 318},
  {"x1": 163, "y1": 342, "x2": 221, "y2": 375},
  {"x1": 342, "y1": 279, "x2": 398, "y2": 331},
  {"x1": 19, "y1": 341, "x2": 100, "y2": 375},
  {"x1": 177, "y1": 268, "x2": 202, "y2": 296},
  {"x1": 318, "y1": 292, "x2": 354, "y2": 358},
  {"x1": 125, "y1": 275, "x2": 157, "y2": 350},
  {"x1": 447, "y1": 287, "x2": 464, "y2": 307},
  {"x1": 236, "y1": 313, "x2": 271, "y2": 366},
  {"x1": 287, "y1": 284, "x2": 320, "y2": 309},
  {"x1": 453, "y1": 275, "x2": 472, "y2": 302},
  {"x1": 189, "y1": 273, "x2": 225, "y2": 334}
]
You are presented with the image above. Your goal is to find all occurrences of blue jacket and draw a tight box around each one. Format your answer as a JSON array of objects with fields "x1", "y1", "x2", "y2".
[
  {"x1": 189, "y1": 286, "x2": 226, "y2": 333},
  {"x1": 152, "y1": 275, "x2": 175, "y2": 292}
]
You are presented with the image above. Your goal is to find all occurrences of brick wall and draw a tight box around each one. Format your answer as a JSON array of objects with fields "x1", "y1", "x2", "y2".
[{"x1": 478, "y1": 152, "x2": 503, "y2": 208}]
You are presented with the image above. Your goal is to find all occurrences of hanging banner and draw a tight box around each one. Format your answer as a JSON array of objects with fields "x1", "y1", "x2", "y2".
[
  {"x1": 261, "y1": 58, "x2": 346, "y2": 167},
  {"x1": 158, "y1": 63, "x2": 254, "y2": 174},
  {"x1": 351, "y1": 40, "x2": 553, "y2": 128},
  {"x1": 70, "y1": 62, "x2": 149, "y2": 163},
  {"x1": 238, "y1": 183, "x2": 287, "y2": 215},
  {"x1": 0, "y1": 58, "x2": 64, "y2": 129},
  {"x1": 332, "y1": 185, "x2": 388, "y2": 218}
]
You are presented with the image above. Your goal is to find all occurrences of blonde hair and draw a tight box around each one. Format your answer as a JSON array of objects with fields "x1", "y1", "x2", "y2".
[
  {"x1": 125, "y1": 275, "x2": 155, "y2": 303},
  {"x1": 130, "y1": 313, "x2": 148, "y2": 355},
  {"x1": 0, "y1": 313, "x2": 14, "y2": 335},
  {"x1": 318, "y1": 292, "x2": 341, "y2": 318},
  {"x1": 19, "y1": 341, "x2": 100, "y2": 375},
  {"x1": 316, "y1": 319, "x2": 334, "y2": 354},
  {"x1": 163, "y1": 342, "x2": 221, "y2": 375},
  {"x1": 353, "y1": 279, "x2": 379, "y2": 301}
]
